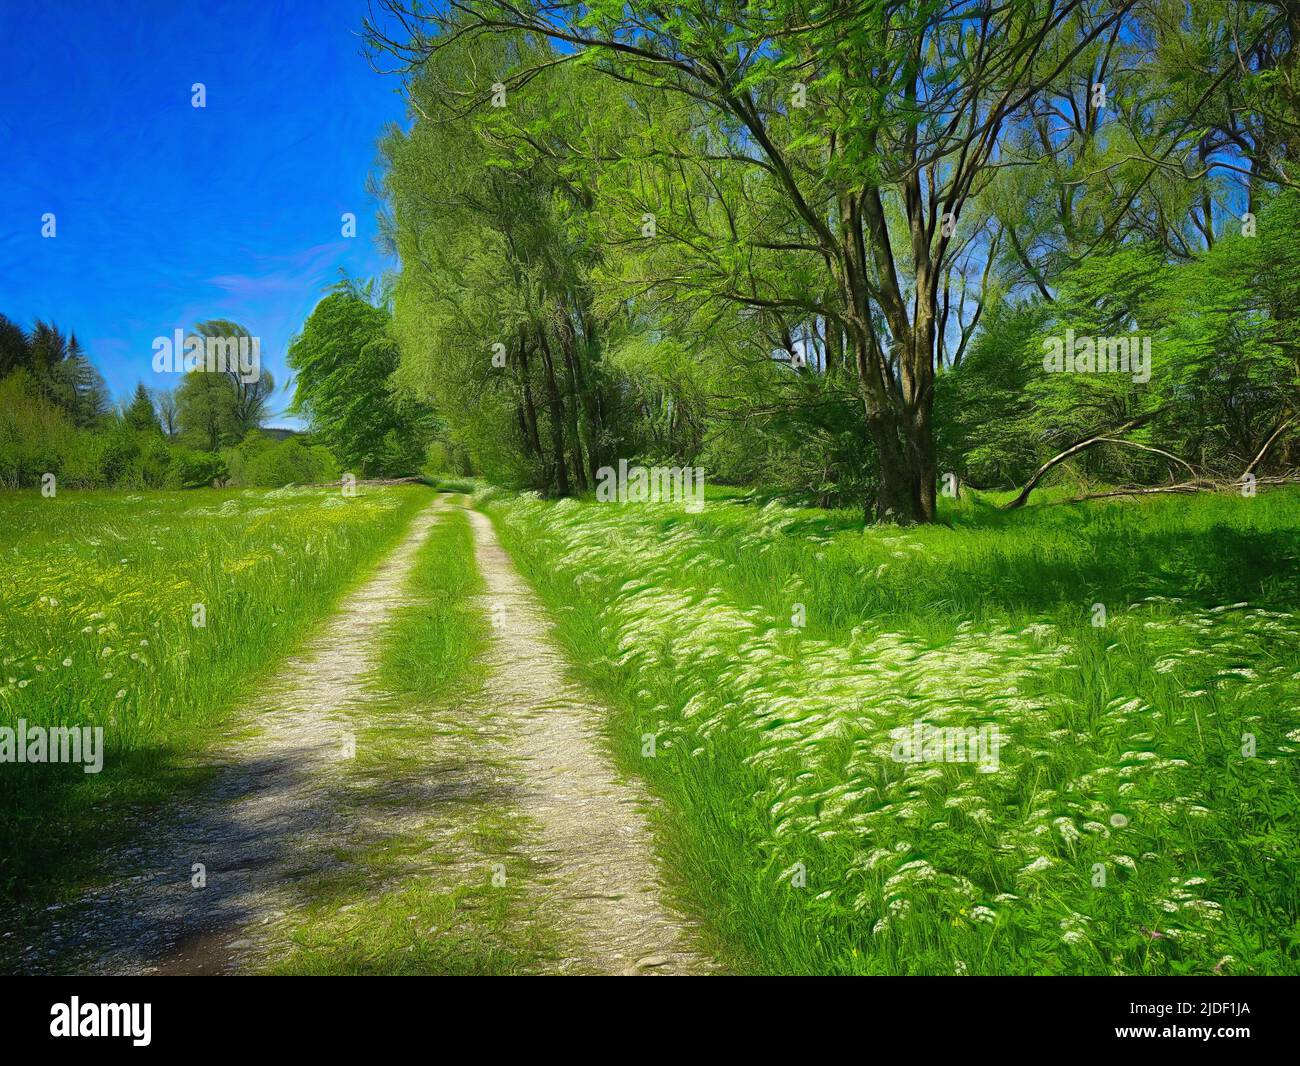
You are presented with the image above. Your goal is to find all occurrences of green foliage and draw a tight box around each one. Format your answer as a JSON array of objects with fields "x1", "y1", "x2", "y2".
[
  {"x1": 485, "y1": 485, "x2": 1300, "y2": 975},
  {"x1": 190, "y1": 319, "x2": 276, "y2": 440},
  {"x1": 176, "y1": 368, "x2": 240, "y2": 452},
  {"x1": 0, "y1": 369, "x2": 79, "y2": 487},
  {"x1": 0, "y1": 370, "x2": 240, "y2": 490},
  {"x1": 244, "y1": 439, "x2": 338, "y2": 487},
  {"x1": 287, "y1": 292, "x2": 433, "y2": 477},
  {"x1": 218, "y1": 431, "x2": 338, "y2": 488},
  {"x1": 939, "y1": 191, "x2": 1300, "y2": 489},
  {"x1": 168, "y1": 447, "x2": 228, "y2": 489},
  {"x1": 0, "y1": 314, "x2": 28, "y2": 378},
  {"x1": 364, "y1": 1, "x2": 1300, "y2": 518},
  {"x1": 937, "y1": 301, "x2": 1052, "y2": 487},
  {"x1": 381, "y1": 31, "x2": 636, "y2": 495},
  {"x1": 0, "y1": 316, "x2": 110, "y2": 428},
  {"x1": 1146, "y1": 190, "x2": 1300, "y2": 471},
  {"x1": 123, "y1": 383, "x2": 161, "y2": 434}
]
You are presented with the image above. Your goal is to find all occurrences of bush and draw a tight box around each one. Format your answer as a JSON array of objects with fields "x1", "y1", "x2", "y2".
[
  {"x1": 241, "y1": 438, "x2": 338, "y2": 487},
  {"x1": 0, "y1": 370, "x2": 79, "y2": 488},
  {"x1": 169, "y1": 447, "x2": 228, "y2": 488}
]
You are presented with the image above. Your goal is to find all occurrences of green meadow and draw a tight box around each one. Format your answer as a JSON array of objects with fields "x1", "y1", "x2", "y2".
[
  {"x1": 482, "y1": 485, "x2": 1300, "y2": 975},
  {"x1": 0, "y1": 484, "x2": 430, "y2": 914}
]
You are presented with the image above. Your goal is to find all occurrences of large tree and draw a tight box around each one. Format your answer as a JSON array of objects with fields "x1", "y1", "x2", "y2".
[
  {"x1": 123, "y1": 382, "x2": 161, "y2": 434},
  {"x1": 368, "y1": 0, "x2": 1138, "y2": 521},
  {"x1": 4, "y1": 317, "x2": 110, "y2": 427},
  {"x1": 176, "y1": 369, "x2": 239, "y2": 452},
  {"x1": 377, "y1": 31, "x2": 629, "y2": 495},
  {"x1": 287, "y1": 290, "x2": 434, "y2": 476},
  {"x1": 191, "y1": 319, "x2": 275, "y2": 438},
  {"x1": 0, "y1": 314, "x2": 28, "y2": 378}
]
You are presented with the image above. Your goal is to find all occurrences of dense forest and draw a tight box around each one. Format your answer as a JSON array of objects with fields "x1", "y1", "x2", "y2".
[{"x1": 367, "y1": 0, "x2": 1298, "y2": 521}]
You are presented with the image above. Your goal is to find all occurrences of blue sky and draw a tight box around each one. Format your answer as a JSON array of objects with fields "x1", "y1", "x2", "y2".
[{"x1": 0, "y1": 0, "x2": 410, "y2": 426}]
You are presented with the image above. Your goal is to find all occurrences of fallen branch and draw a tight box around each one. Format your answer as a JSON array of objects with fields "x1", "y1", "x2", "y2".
[
  {"x1": 1093, "y1": 438, "x2": 1198, "y2": 479},
  {"x1": 1067, "y1": 471, "x2": 1300, "y2": 503},
  {"x1": 1002, "y1": 411, "x2": 1159, "y2": 510},
  {"x1": 1067, "y1": 481, "x2": 1213, "y2": 501},
  {"x1": 1242, "y1": 417, "x2": 1296, "y2": 478}
]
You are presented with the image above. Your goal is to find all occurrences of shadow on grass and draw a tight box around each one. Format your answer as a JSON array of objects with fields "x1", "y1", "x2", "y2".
[{"x1": 678, "y1": 496, "x2": 1300, "y2": 630}]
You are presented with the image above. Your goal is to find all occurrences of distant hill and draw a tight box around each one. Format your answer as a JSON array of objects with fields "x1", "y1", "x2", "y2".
[{"x1": 260, "y1": 427, "x2": 301, "y2": 442}]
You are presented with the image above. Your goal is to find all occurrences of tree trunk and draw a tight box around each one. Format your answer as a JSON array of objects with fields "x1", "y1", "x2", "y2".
[
  {"x1": 844, "y1": 344, "x2": 937, "y2": 525},
  {"x1": 557, "y1": 314, "x2": 591, "y2": 492},
  {"x1": 573, "y1": 309, "x2": 608, "y2": 483},
  {"x1": 536, "y1": 329, "x2": 571, "y2": 497},
  {"x1": 869, "y1": 415, "x2": 918, "y2": 521},
  {"x1": 840, "y1": 190, "x2": 936, "y2": 525},
  {"x1": 825, "y1": 315, "x2": 843, "y2": 377},
  {"x1": 517, "y1": 339, "x2": 548, "y2": 489},
  {"x1": 908, "y1": 305, "x2": 939, "y2": 523}
]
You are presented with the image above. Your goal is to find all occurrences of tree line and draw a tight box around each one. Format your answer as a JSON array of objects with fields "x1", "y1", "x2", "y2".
[
  {"x1": 0, "y1": 295, "x2": 433, "y2": 490},
  {"x1": 365, "y1": 0, "x2": 1299, "y2": 522}
]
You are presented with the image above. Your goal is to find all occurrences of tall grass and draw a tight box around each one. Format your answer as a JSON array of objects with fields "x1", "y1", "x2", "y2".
[
  {"x1": 376, "y1": 500, "x2": 488, "y2": 703},
  {"x1": 0, "y1": 484, "x2": 431, "y2": 912},
  {"x1": 481, "y1": 486, "x2": 1300, "y2": 975}
]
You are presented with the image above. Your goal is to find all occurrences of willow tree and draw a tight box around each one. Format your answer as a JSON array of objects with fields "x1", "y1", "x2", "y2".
[
  {"x1": 377, "y1": 28, "x2": 627, "y2": 495},
  {"x1": 367, "y1": 0, "x2": 1134, "y2": 521}
]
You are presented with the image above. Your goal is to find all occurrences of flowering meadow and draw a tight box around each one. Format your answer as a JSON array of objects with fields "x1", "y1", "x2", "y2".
[{"x1": 482, "y1": 486, "x2": 1300, "y2": 975}]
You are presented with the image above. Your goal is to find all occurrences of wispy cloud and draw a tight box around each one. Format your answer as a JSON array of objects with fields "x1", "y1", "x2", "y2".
[{"x1": 206, "y1": 242, "x2": 346, "y2": 299}]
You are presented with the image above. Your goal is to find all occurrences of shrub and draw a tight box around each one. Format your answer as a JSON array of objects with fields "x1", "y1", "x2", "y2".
[{"x1": 169, "y1": 447, "x2": 228, "y2": 488}]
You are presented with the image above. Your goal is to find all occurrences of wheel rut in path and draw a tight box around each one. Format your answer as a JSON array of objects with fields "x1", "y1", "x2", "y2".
[{"x1": 463, "y1": 504, "x2": 714, "y2": 976}]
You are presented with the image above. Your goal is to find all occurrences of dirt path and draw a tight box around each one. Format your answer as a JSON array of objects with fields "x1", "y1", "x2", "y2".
[
  {"x1": 30, "y1": 495, "x2": 712, "y2": 976},
  {"x1": 462, "y1": 505, "x2": 713, "y2": 975},
  {"x1": 33, "y1": 501, "x2": 447, "y2": 975}
]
